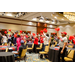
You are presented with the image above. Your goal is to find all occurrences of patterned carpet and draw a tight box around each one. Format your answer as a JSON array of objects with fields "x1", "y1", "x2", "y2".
[{"x1": 16, "y1": 52, "x2": 50, "y2": 62}]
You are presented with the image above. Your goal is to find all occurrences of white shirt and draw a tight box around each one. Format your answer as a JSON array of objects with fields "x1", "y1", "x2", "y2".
[
  {"x1": 43, "y1": 33, "x2": 49, "y2": 45},
  {"x1": 3, "y1": 36, "x2": 7, "y2": 43},
  {"x1": 59, "y1": 36, "x2": 67, "y2": 47}
]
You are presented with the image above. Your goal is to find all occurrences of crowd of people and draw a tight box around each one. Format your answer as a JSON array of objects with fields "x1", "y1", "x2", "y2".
[{"x1": 0, "y1": 27, "x2": 75, "y2": 61}]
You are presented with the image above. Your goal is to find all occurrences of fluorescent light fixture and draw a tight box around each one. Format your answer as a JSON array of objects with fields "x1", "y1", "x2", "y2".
[
  {"x1": 6, "y1": 14, "x2": 12, "y2": 16},
  {"x1": 50, "y1": 25, "x2": 53, "y2": 28}
]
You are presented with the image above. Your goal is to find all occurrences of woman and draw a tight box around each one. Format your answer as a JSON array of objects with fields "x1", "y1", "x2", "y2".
[
  {"x1": 2, "y1": 34, "x2": 8, "y2": 45},
  {"x1": 16, "y1": 35, "x2": 21, "y2": 51},
  {"x1": 57, "y1": 31, "x2": 67, "y2": 62},
  {"x1": 33, "y1": 36, "x2": 38, "y2": 53}
]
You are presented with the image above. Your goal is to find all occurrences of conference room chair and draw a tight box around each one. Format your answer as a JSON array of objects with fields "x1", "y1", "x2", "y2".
[
  {"x1": 39, "y1": 46, "x2": 49, "y2": 59},
  {"x1": 68, "y1": 45, "x2": 73, "y2": 48},
  {"x1": 24, "y1": 42, "x2": 27, "y2": 45},
  {"x1": 17, "y1": 46, "x2": 28, "y2": 62},
  {"x1": 51, "y1": 45, "x2": 55, "y2": 47},
  {"x1": 36, "y1": 43, "x2": 42, "y2": 53},
  {"x1": 64, "y1": 50, "x2": 74, "y2": 62},
  {"x1": 2, "y1": 43, "x2": 7, "y2": 46},
  {"x1": 6, "y1": 48, "x2": 8, "y2": 52},
  {"x1": 27, "y1": 43, "x2": 34, "y2": 53}
]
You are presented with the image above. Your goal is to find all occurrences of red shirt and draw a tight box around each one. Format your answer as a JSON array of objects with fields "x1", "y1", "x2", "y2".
[
  {"x1": 40, "y1": 37, "x2": 44, "y2": 43},
  {"x1": 34, "y1": 38, "x2": 38, "y2": 45}
]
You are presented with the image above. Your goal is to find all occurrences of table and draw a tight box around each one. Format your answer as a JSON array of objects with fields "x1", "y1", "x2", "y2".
[
  {"x1": 0, "y1": 52, "x2": 15, "y2": 62},
  {"x1": 26, "y1": 43, "x2": 40, "y2": 47},
  {"x1": 0, "y1": 46, "x2": 17, "y2": 52},
  {"x1": 48, "y1": 47, "x2": 75, "y2": 62}
]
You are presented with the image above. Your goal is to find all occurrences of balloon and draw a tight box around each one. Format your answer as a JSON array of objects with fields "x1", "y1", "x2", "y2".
[
  {"x1": 9, "y1": 29, "x2": 11, "y2": 31},
  {"x1": 4, "y1": 31, "x2": 7, "y2": 34}
]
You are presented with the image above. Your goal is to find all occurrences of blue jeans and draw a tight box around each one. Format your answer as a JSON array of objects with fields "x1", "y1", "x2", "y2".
[
  {"x1": 14, "y1": 54, "x2": 19, "y2": 57},
  {"x1": 42, "y1": 44, "x2": 48, "y2": 51}
]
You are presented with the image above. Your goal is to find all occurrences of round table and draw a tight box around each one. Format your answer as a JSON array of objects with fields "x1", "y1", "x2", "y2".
[{"x1": 0, "y1": 52, "x2": 15, "y2": 62}]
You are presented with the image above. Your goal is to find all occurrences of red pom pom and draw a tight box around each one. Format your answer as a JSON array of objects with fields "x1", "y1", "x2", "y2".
[
  {"x1": 55, "y1": 27, "x2": 60, "y2": 31},
  {"x1": 26, "y1": 35, "x2": 28, "y2": 38},
  {"x1": 20, "y1": 30, "x2": 22, "y2": 33},
  {"x1": 43, "y1": 28, "x2": 47, "y2": 32},
  {"x1": 9, "y1": 29, "x2": 11, "y2": 31},
  {"x1": 37, "y1": 33, "x2": 39, "y2": 35},
  {"x1": 53, "y1": 33, "x2": 55, "y2": 34},
  {"x1": 69, "y1": 36, "x2": 74, "y2": 40},
  {"x1": 40, "y1": 30, "x2": 43, "y2": 33},
  {"x1": 32, "y1": 33, "x2": 36, "y2": 36},
  {"x1": 4, "y1": 31, "x2": 7, "y2": 34}
]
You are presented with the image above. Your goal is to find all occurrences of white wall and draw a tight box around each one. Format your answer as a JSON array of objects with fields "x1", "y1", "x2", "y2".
[{"x1": 0, "y1": 23, "x2": 36, "y2": 34}]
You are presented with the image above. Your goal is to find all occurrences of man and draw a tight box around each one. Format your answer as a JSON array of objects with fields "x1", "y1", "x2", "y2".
[
  {"x1": 0, "y1": 33, "x2": 2, "y2": 45},
  {"x1": 12, "y1": 40, "x2": 26, "y2": 58},
  {"x1": 57, "y1": 31, "x2": 67, "y2": 62}
]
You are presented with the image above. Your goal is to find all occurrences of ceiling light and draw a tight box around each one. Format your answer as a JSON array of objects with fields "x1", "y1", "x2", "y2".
[
  {"x1": 51, "y1": 21, "x2": 55, "y2": 24},
  {"x1": 39, "y1": 19, "x2": 43, "y2": 22},
  {"x1": 6, "y1": 14, "x2": 12, "y2": 16},
  {"x1": 54, "y1": 17, "x2": 57, "y2": 19},
  {"x1": 61, "y1": 19, "x2": 64, "y2": 20},
  {"x1": 32, "y1": 18, "x2": 37, "y2": 21},
  {"x1": 28, "y1": 22, "x2": 32, "y2": 25},
  {"x1": 50, "y1": 25, "x2": 53, "y2": 28},
  {"x1": 45, "y1": 20, "x2": 50, "y2": 23}
]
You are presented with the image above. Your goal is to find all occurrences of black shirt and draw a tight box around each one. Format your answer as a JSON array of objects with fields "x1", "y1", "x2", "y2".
[{"x1": 18, "y1": 45, "x2": 26, "y2": 56}]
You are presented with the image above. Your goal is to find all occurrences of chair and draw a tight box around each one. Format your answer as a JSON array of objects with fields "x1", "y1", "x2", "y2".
[
  {"x1": 17, "y1": 46, "x2": 28, "y2": 62},
  {"x1": 36, "y1": 43, "x2": 42, "y2": 53},
  {"x1": 2, "y1": 43, "x2": 7, "y2": 46},
  {"x1": 6, "y1": 48, "x2": 8, "y2": 52},
  {"x1": 27, "y1": 43, "x2": 34, "y2": 53},
  {"x1": 51, "y1": 45, "x2": 55, "y2": 47},
  {"x1": 64, "y1": 50, "x2": 74, "y2": 62},
  {"x1": 24, "y1": 42, "x2": 27, "y2": 45},
  {"x1": 39, "y1": 46, "x2": 49, "y2": 59},
  {"x1": 12, "y1": 43, "x2": 14, "y2": 46},
  {"x1": 68, "y1": 45, "x2": 73, "y2": 48}
]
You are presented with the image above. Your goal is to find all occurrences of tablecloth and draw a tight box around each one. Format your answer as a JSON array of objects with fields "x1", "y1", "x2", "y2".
[{"x1": 0, "y1": 52, "x2": 15, "y2": 62}]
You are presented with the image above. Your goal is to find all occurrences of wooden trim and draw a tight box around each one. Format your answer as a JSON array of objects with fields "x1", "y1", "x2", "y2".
[
  {"x1": 0, "y1": 21, "x2": 36, "y2": 27},
  {"x1": 0, "y1": 16, "x2": 57, "y2": 26}
]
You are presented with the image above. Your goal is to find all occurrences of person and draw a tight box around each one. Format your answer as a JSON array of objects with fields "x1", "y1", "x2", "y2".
[
  {"x1": 0, "y1": 33, "x2": 2, "y2": 45},
  {"x1": 43, "y1": 33, "x2": 49, "y2": 51},
  {"x1": 33, "y1": 36, "x2": 38, "y2": 53},
  {"x1": 11, "y1": 33, "x2": 14, "y2": 44},
  {"x1": 2, "y1": 34, "x2": 8, "y2": 45},
  {"x1": 16, "y1": 35, "x2": 21, "y2": 51},
  {"x1": 12, "y1": 40, "x2": 26, "y2": 59},
  {"x1": 57, "y1": 31, "x2": 67, "y2": 62}
]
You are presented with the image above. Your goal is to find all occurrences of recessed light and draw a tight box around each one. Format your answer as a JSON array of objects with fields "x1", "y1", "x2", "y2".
[
  {"x1": 6, "y1": 14, "x2": 12, "y2": 16},
  {"x1": 32, "y1": 18, "x2": 37, "y2": 21},
  {"x1": 39, "y1": 19, "x2": 43, "y2": 22},
  {"x1": 45, "y1": 20, "x2": 50, "y2": 23},
  {"x1": 50, "y1": 25, "x2": 53, "y2": 28},
  {"x1": 54, "y1": 17, "x2": 57, "y2": 19},
  {"x1": 28, "y1": 22, "x2": 32, "y2": 25}
]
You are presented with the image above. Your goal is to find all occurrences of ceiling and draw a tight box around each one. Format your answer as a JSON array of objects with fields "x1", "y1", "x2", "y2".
[{"x1": 0, "y1": 12, "x2": 75, "y2": 25}]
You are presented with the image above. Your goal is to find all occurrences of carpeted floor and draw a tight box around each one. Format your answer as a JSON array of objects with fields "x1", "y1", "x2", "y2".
[{"x1": 16, "y1": 52, "x2": 50, "y2": 62}]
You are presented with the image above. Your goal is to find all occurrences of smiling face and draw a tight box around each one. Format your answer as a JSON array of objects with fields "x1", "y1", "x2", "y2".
[{"x1": 61, "y1": 33, "x2": 66, "y2": 37}]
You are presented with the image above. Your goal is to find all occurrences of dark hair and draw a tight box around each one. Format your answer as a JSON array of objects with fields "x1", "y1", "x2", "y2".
[
  {"x1": 46, "y1": 34, "x2": 49, "y2": 37},
  {"x1": 17, "y1": 35, "x2": 20, "y2": 37}
]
